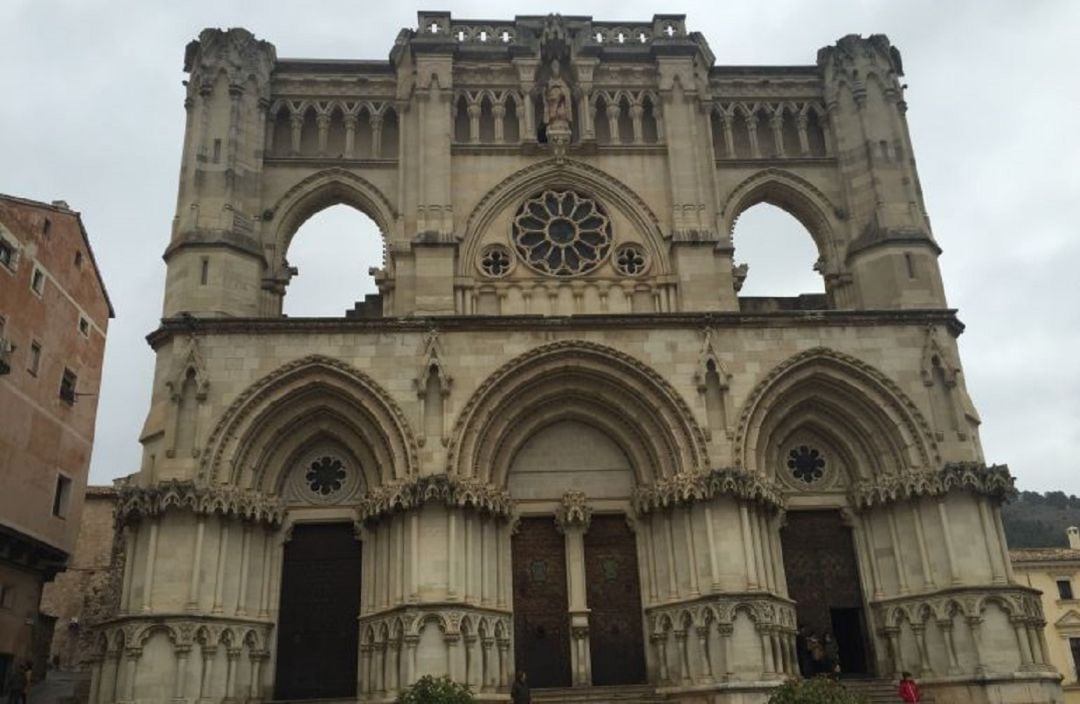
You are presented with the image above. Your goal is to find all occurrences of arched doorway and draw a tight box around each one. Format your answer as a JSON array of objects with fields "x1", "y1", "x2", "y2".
[{"x1": 508, "y1": 420, "x2": 647, "y2": 688}]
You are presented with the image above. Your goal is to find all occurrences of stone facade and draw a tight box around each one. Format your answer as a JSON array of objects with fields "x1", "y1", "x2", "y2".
[
  {"x1": 1011, "y1": 529, "x2": 1080, "y2": 703},
  {"x1": 0, "y1": 194, "x2": 113, "y2": 687},
  {"x1": 94, "y1": 14, "x2": 1062, "y2": 704}
]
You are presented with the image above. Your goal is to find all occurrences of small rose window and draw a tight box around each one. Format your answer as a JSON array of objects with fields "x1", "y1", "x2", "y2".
[
  {"x1": 511, "y1": 190, "x2": 613, "y2": 276},
  {"x1": 787, "y1": 446, "x2": 825, "y2": 484},
  {"x1": 479, "y1": 244, "x2": 513, "y2": 278},
  {"x1": 614, "y1": 243, "x2": 648, "y2": 276},
  {"x1": 306, "y1": 456, "x2": 347, "y2": 495}
]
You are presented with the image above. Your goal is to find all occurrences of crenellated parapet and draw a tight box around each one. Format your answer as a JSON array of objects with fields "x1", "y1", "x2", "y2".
[{"x1": 114, "y1": 480, "x2": 285, "y2": 527}]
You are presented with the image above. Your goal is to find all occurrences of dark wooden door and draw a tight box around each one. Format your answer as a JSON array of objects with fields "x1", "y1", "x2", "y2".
[
  {"x1": 584, "y1": 515, "x2": 646, "y2": 685},
  {"x1": 512, "y1": 517, "x2": 571, "y2": 687},
  {"x1": 781, "y1": 511, "x2": 872, "y2": 674},
  {"x1": 274, "y1": 523, "x2": 362, "y2": 699}
]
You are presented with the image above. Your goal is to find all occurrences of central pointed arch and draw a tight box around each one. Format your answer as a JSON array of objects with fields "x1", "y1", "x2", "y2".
[{"x1": 447, "y1": 341, "x2": 708, "y2": 487}]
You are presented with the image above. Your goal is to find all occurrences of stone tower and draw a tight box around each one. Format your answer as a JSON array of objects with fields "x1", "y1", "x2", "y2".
[{"x1": 94, "y1": 15, "x2": 1061, "y2": 704}]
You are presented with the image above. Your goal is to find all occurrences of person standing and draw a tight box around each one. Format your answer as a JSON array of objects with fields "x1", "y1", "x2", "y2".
[
  {"x1": 823, "y1": 632, "x2": 841, "y2": 678},
  {"x1": 898, "y1": 671, "x2": 921, "y2": 703},
  {"x1": 511, "y1": 670, "x2": 531, "y2": 704},
  {"x1": 795, "y1": 627, "x2": 812, "y2": 677},
  {"x1": 6, "y1": 662, "x2": 30, "y2": 704}
]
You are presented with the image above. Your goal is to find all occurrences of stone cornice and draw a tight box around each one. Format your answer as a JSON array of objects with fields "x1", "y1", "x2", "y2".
[
  {"x1": 357, "y1": 475, "x2": 513, "y2": 524},
  {"x1": 851, "y1": 462, "x2": 1016, "y2": 509},
  {"x1": 632, "y1": 467, "x2": 785, "y2": 515},
  {"x1": 147, "y1": 309, "x2": 964, "y2": 348},
  {"x1": 115, "y1": 480, "x2": 286, "y2": 527}
]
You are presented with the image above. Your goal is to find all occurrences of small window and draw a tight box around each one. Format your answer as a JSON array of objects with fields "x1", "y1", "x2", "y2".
[
  {"x1": 200, "y1": 257, "x2": 209, "y2": 286},
  {"x1": 28, "y1": 341, "x2": 41, "y2": 376},
  {"x1": 42, "y1": 218, "x2": 51, "y2": 236},
  {"x1": 78, "y1": 317, "x2": 89, "y2": 336},
  {"x1": 59, "y1": 368, "x2": 77, "y2": 404},
  {"x1": 1071, "y1": 637, "x2": 1080, "y2": 680},
  {"x1": 0, "y1": 240, "x2": 14, "y2": 269},
  {"x1": 74, "y1": 251, "x2": 83, "y2": 268},
  {"x1": 31, "y1": 267, "x2": 45, "y2": 295},
  {"x1": 0, "y1": 584, "x2": 13, "y2": 608},
  {"x1": 1058, "y1": 579, "x2": 1075, "y2": 600},
  {"x1": 52, "y1": 474, "x2": 72, "y2": 518},
  {"x1": 213, "y1": 139, "x2": 222, "y2": 163}
]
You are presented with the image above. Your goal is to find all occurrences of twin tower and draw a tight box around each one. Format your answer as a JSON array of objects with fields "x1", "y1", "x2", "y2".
[{"x1": 95, "y1": 14, "x2": 1061, "y2": 704}]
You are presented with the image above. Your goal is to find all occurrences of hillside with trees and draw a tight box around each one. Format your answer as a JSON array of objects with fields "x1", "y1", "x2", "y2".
[{"x1": 1001, "y1": 490, "x2": 1080, "y2": 548}]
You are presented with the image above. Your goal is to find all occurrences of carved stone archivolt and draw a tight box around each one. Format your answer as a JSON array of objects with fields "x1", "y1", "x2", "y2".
[
  {"x1": 851, "y1": 462, "x2": 1015, "y2": 509},
  {"x1": 115, "y1": 480, "x2": 285, "y2": 527},
  {"x1": 357, "y1": 475, "x2": 513, "y2": 524},
  {"x1": 632, "y1": 467, "x2": 784, "y2": 515}
]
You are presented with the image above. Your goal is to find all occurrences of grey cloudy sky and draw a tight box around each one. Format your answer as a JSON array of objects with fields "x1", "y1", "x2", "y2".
[{"x1": 1, "y1": 1, "x2": 1077, "y2": 493}]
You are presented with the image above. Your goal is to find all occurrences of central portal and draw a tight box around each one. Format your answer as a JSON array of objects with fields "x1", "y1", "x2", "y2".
[
  {"x1": 781, "y1": 510, "x2": 872, "y2": 675},
  {"x1": 584, "y1": 514, "x2": 646, "y2": 685},
  {"x1": 274, "y1": 522, "x2": 362, "y2": 699},
  {"x1": 512, "y1": 517, "x2": 572, "y2": 687}
]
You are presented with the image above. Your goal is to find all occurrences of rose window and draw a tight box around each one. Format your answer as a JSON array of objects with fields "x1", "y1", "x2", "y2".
[
  {"x1": 306, "y1": 456, "x2": 347, "y2": 496},
  {"x1": 511, "y1": 190, "x2": 612, "y2": 276},
  {"x1": 479, "y1": 244, "x2": 513, "y2": 278},
  {"x1": 614, "y1": 243, "x2": 648, "y2": 276},
  {"x1": 787, "y1": 445, "x2": 825, "y2": 484}
]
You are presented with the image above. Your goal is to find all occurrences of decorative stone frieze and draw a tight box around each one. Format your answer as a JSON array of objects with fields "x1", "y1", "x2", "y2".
[
  {"x1": 632, "y1": 467, "x2": 785, "y2": 515},
  {"x1": 851, "y1": 462, "x2": 1015, "y2": 509},
  {"x1": 356, "y1": 475, "x2": 514, "y2": 524},
  {"x1": 114, "y1": 480, "x2": 285, "y2": 527}
]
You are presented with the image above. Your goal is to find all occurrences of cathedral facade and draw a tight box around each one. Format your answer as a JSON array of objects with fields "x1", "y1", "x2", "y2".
[{"x1": 95, "y1": 14, "x2": 1062, "y2": 704}]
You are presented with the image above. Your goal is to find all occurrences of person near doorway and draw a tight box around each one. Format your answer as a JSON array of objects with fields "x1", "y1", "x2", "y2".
[
  {"x1": 511, "y1": 670, "x2": 531, "y2": 704},
  {"x1": 6, "y1": 662, "x2": 30, "y2": 704},
  {"x1": 795, "y1": 627, "x2": 812, "y2": 677},
  {"x1": 823, "y1": 632, "x2": 841, "y2": 678},
  {"x1": 807, "y1": 632, "x2": 827, "y2": 674},
  {"x1": 897, "y1": 671, "x2": 922, "y2": 703}
]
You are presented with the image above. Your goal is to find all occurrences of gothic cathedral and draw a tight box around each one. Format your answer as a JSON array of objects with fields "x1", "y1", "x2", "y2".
[{"x1": 95, "y1": 14, "x2": 1062, "y2": 704}]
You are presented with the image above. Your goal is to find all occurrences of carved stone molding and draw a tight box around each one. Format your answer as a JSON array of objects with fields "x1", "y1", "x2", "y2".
[
  {"x1": 632, "y1": 467, "x2": 784, "y2": 515},
  {"x1": 873, "y1": 585, "x2": 1043, "y2": 629},
  {"x1": 851, "y1": 462, "x2": 1015, "y2": 509},
  {"x1": 115, "y1": 480, "x2": 285, "y2": 527},
  {"x1": 554, "y1": 491, "x2": 592, "y2": 533},
  {"x1": 358, "y1": 604, "x2": 512, "y2": 644},
  {"x1": 96, "y1": 614, "x2": 273, "y2": 656},
  {"x1": 646, "y1": 592, "x2": 797, "y2": 634},
  {"x1": 357, "y1": 475, "x2": 513, "y2": 524}
]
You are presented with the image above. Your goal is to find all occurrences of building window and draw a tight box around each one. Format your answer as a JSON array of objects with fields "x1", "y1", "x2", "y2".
[
  {"x1": 59, "y1": 368, "x2": 77, "y2": 404},
  {"x1": 78, "y1": 317, "x2": 89, "y2": 336},
  {"x1": 0, "y1": 239, "x2": 14, "y2": 270},
  {"x1": 28, "y1": 341, "x2": 41, "y2": 376},
  {"x1": 74, "y1": 251, "x2": 83, "y2": 268},
  {"x1": 52, "y1": 474, "x2": 72, "y2": 518},
  {"x1": 1072, "y1": 638, "x2": 1080, "y2": 680},
  {"x1": 1058, "y1": 579, "x2": 1075, "y2": 600},
  {"x1": 31, "y1": 267, "x2": 45, "y2": 295},
  {"x1": 0, "y1": 584, "x2": 13, "y2": 608}
]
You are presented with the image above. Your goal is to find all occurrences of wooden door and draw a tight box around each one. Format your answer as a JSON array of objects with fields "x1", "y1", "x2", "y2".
[
  {"x1": 512, "y1": 517, "x2": 571, "y2": 687},
  {"x1": 274, "y1": 522, "x2": 362, "y2": 699},
  {"x1": 584, "y1": 515, "x2": 646, "y2": 685}
]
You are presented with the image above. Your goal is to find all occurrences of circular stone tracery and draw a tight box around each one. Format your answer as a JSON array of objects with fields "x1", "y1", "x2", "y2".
[
  {"x1": 511, "y1": 190, "x2": 613, "y2": 276},
  {"x1": 787, "y1": 445, "x2": 825, "y2": 484}
]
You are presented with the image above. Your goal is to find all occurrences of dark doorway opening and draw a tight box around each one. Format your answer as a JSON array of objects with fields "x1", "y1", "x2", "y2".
[
  {"x1": 781, "y1": 510, "x2": 872, "y2": 676},
  {"x1": 512, "y1": 517, "x2": 571, "y2": 687},
  {"x1": 584, "y1": 514, "x2": 646, "y2": 685},
  {"x1": 274, "y1": 522, "x2": 362, "y2": 699}
]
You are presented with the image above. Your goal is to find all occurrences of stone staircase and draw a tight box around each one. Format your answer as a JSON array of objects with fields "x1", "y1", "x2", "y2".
[
  {"x1": 841, "y1": 677, "x2": 934, "y2": 703},
  {"x1": 532, "y1": 684, "x2": 665, "y2": 704}
]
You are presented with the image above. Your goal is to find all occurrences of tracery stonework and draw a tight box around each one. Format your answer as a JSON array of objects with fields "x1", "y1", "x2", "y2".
[{"x1": 98, "y1": 13, "x2": 1062, "y2": 704}]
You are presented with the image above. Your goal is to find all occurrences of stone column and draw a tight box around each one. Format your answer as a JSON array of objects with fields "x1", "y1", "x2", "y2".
[
  {"x1": 696, "y1": 625, "x2": 714, "y2": 682},
  {"x1": 187, "y1": 515, "x2": 206, "y2": 610},
  {"x1": 884, "y1": 628, "x2": 903, "y2": 675},
  {"x1": 717, "y1": 624, "x2": 734, "y2": 682},
  {"x1": 937, "y1": 619, "x2": 961, "y2": 675},
  {"x1": 912, "y1": 502, "x2": 934, "y2": 588},
  {"x1": 861, "y1": 515, "x2": 885, "y2": 599},
  {"x1": 359, "y1": 645, "x2": 372, "y2": 695},
  {"x1": 467, "y1": 103, "x2": 481, "y2": 144},
  {"x1": 343, "y1": 114, "x2": 356, "y2": 158},
  {"x1": 492, "y1": 104, "x2": 506, "y2": 143},
  {"x1": 236, "y1": 523, "x2": 252, "y2": 615},
  {"x1": 224, "y1": 647, "x2": 241, "y2": 702},
  {"x1": 172, "y1": 645, "x2": 191, "y2": 703},
  {"x1": 683, "y1": 507, "x2": 700, "y2": 596},
  {"x1": 911, "y1": 624, "x2": 932, "y2": 676},
  {"x1": 404, "y1": 636, "x2": 419, "y2": 687},
  {"x1": 371, "y1": 113, "x2": 384, "y2": 159},
  {"x1": 1011, "y1": 617, "x2": 1034, "y2": 670},
  {"x1": 630, "y1": 102, "x2": 645, "y2": 144},
  {"x1": 739, "y1": 504, "x2": 760, "y2": 589},
  {"x1": 258, "y1": 528, "x2": 274, "y2": 618},
  {"x1": 289, "y1": 112, "x2": 303, "y2": 155},
  {"x1": 967, "y1": 617, "x2": 986, "y2": 675},
  {"x1": 142, "y1": 520, "x2": 159, "y2": 612},
  {"x1": 120, "y1": 526, "x2": 137, "y2": 613},
  {"x1": 480, "y1": 637, "x2": 493, "y2": 691},
  {"x1": 212, "y1": 520, "x2": 229, "y2": 614},
  {"x1": 497, "y1": 638, "x2": 511, "y2": 689},
  {"x1": 651, "y1": 634, "x2": 669, "y2": 684},
  {"x1": 886, "y1": 507, "x2": 909, "y2": 594},
  {"x1": 937, "y1": 500, "x2": 961, "y2": 585},
  {"x1": 119, "y1": 648, "x2": 140, "y2": 704},
  {"x1": 198, "y1": 645, "x2": 217, "y2": 702},
  {"x1": 248, "y1": 651, "x2": 265, "y2": 703},
  {"x1": 977, "y1": 499, "x2": 1007, "y2": 584},
  {"x1": 758, "y1": 625, "x2": 775, "y2": 677},
  {"x1": 556, "y1": 491, "x2": 592, "y2": 686},
  {"x1": 796, "y1": 113, "x2": 810, "y2": 155},
  {"x1": 88, "y1": 657, "x2": 103, "y2": 704},
  {"x1": 675, "y1": 630, "x2": 691, "y2": 684},
  {"x1": 720, "y1": 113, "x2": 735, "y2": 158},
  {"x1": 703, "y1": 503, "x2": 721, "y2": 591},
  {"x1": 746, "y1": 112, "x2": 762, "y2": 158},
  {"x1": 769, "y1": 111, "x2": 784, "y2": 156}
]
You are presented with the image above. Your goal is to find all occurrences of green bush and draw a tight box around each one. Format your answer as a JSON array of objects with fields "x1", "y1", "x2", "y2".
[
  {"x1": 767, "y1": 677, "x2": 869, "y2": 704},
  {"x1": 397, "y1": 675, "x2": 476, "y2": 704}
]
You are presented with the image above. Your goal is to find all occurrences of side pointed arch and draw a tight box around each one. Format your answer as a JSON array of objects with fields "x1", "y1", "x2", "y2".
[
  {"x1": 447, "y1": 340, "x2": 708, "y2": 487},
  {"x1": 459, "y1": 158, "x2": 668, "y2": 276},
  {"x1": 735, "y1": 347, "x2": 937, "y2": 483},
  {"x1": 199, "y1": 354, "x2": 419, "y2": 492}
]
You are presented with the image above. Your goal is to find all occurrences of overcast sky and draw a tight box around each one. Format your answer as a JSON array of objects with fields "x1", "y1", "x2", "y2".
[{"x1": 2, "y1": 1, "x2": 1077, "y2": 493}]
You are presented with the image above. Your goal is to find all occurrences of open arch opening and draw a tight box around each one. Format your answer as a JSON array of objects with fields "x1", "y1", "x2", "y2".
[
  {"x1": 732, "y1": 203, "x2": 825, "y2": 301},
  {"x1": 282, "y1": 204, "x2": 383, "y2": 318}
]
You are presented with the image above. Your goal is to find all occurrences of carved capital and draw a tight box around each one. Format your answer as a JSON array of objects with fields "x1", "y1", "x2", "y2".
[{"x1": 555, "y1": 491, "x2": 592, "y2": 533}]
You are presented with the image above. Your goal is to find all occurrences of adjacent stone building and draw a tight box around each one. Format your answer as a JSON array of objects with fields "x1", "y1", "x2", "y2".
[
  {"x1": 96, "y1": 14, "x2": 1062, "y2": 704},
  {"x1": 0, "y1": 195, "x2": 113, "y2": 688},
  {"x1": 1012, "y1": 528, "x2": 1080, "y2": 703}
]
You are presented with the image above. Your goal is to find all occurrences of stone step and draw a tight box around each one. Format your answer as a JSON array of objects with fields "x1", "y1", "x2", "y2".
[
  {"x1": 533, "y1": 684, "x2": 663, "y2": 704},
  {"x1": 840, "y1": 677, "x2": 935, "y2": 704}
]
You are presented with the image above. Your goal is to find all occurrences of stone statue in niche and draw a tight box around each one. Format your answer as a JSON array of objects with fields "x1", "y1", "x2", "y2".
[{"x1": 543, "y1": 59, "x2": 573, "y2": 148}]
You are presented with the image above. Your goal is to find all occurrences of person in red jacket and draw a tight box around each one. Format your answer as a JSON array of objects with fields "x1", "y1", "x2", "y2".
[{"x1": 898, "y1": 671, "x2": 921, "y2": 703}]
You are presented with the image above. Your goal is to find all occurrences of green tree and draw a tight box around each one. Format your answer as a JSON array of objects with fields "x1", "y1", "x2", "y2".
[
  {"x1": 767, "y1": 677, "x2": 869, "y2": 704},
  {"x1": 397, "y1": 675, "x2": 476, "y2": 704}
]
